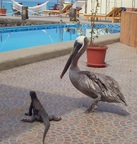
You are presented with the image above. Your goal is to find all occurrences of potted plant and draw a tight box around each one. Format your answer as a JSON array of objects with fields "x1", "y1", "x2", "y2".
[
  {"x1": 86, "y1": 0, "x2": 108, "y2": 67},
  {"x1": 0, "y1": 0, "x2": 7, "y2": 16}
]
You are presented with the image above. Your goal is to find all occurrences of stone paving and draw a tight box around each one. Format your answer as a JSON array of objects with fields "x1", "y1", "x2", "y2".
[{"x1": 0, "y1": 42, "x2": 137, "y2": 144}]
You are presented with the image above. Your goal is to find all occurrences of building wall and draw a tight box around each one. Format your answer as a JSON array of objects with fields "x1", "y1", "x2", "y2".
[{"x1": 86, "y1": 0, "x2": 137, "y2": 14}]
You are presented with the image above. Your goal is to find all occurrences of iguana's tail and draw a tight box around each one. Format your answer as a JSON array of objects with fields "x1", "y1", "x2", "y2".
[{"x1": 42, "y1": 116, "x2": 50, "y2": 144}]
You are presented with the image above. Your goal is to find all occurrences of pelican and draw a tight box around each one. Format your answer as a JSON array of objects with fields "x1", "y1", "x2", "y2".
[{"x1": 60, "y1": 36, "x2": 127, "y2": 113}]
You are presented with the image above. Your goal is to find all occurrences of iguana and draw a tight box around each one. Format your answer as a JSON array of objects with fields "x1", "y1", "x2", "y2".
[{"x1": 21, "y1": 91, "x2": 61, "y2": 144}]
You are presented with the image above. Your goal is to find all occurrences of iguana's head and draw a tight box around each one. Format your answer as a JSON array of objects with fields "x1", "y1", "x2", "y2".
[{"x1": 30, "y1": 91, "x2": 37, "y2": 99}]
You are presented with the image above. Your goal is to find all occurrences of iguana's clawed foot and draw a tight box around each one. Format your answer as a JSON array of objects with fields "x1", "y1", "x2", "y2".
[
  {"x1": 21, "y1": 119, "x2": 29, "y2": 122},
  {"x1": 25, "y1": 112, "x2": 32, "y2": 116},
  {"x1": 21, "y1": 119, "x2": 34, "y2": 122}
]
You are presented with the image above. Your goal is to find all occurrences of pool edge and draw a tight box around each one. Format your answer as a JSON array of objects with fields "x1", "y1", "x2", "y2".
[{"x1": 0, "y1": 33, "x2": 120, "y2": 71}]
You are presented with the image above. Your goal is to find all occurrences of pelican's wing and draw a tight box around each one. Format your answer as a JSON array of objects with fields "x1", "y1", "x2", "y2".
[
  {"x1": 80, "y1": 71, "x2": 108, "y2": 90},
  {"x1": 101, "y1": 75, "x2": 127, "y2": 105},
  {"x1": 80, "y1": 71, "x2": 127, "y2": 105}
]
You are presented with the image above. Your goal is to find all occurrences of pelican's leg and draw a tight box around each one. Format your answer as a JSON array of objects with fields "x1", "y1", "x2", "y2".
[{"x1": 85, "y1": 95, "x2": 101, "y2": 113}]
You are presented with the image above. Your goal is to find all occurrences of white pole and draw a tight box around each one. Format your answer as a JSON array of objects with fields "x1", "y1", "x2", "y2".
[
  {"x1": 132, "y1": 0, "x2": 135, "y2": 8},
  {"x1": 114, "y1": 0, "x2": 116, "y2": 7},
  {"x1": 59, "y1": 0, "x2": 64, "y2": 14},
  {"x1": 85, "y1": 0, "x2": 87, "y2": 13},
  {"x1": 106, "y1": 0, "x2": 108, "y2": 14}
]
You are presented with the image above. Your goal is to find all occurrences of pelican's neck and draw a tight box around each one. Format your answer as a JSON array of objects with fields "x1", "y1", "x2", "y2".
[{"x1": 71, "y1": 43, "x2": 88, "y2": 68}]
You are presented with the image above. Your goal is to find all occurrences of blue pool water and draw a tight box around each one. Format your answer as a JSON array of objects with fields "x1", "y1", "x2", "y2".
[{"x1": 0, "y1": 24, "x2": 120, "y2": 52}]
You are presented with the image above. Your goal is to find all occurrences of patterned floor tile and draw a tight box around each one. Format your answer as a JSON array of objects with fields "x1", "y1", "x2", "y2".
[{"x1": 0, "y1": 42, "x2": 137, "y2": 144}]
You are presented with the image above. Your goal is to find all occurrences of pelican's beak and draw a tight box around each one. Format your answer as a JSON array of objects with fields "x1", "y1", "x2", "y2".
[{"x1": 60, "y1": 40, "x2": 82, "y2": 79}]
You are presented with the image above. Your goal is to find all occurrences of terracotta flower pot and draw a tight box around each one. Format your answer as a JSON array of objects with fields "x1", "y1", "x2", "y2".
[
  {"x1": 86, "y1": 45, "x2": 108, "y2": 67},
  {"x1": 0, "y1": 8, "x2": 7, "y2": 16}
]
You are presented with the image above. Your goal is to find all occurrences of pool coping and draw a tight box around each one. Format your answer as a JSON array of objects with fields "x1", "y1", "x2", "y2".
[{"x1": 0, "y1": 33, "x2": 120, "y2": 71}]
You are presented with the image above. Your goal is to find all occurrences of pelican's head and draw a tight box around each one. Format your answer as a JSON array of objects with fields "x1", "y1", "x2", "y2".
[{"x1": 60, "y1": 36, "x2": 89, "y2": 79}]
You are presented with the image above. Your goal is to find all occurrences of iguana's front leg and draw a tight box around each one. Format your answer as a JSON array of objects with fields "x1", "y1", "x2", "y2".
[{"x1": 24, "y1": 102, "x2": 33, "y2": 116}]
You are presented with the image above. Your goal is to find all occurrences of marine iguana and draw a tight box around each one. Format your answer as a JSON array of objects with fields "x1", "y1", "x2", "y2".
[{"x1": 21, "y1": 91, "x2": 61, "y2": 144}]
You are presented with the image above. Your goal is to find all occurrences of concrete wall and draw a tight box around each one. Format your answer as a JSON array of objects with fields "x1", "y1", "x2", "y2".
[{"x1": 0, "y1": 18, "x2": 59, "y2": 27}]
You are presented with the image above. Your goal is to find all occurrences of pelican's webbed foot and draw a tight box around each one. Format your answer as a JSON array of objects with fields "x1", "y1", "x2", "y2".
[{"x1": 84, "y1": 94, "x2": 101, "y2": 113}]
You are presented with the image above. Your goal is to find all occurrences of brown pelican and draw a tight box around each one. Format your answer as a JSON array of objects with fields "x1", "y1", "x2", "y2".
[{"x1": 60, "y1": 36, "x2": 127, "y2": 113}]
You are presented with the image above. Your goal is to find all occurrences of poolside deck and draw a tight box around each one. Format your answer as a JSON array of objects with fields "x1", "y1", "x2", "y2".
[
  {"x1": 0, "y1": 42, "x2": 137, "y2": 144},
  {"x1": 0, "y1": 14, "x2": 116, "y2": 25}
]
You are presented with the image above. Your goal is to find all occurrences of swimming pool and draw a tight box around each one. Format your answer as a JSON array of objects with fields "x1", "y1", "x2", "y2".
[{"x1": 0, "y1": 23, "x2": 120, "y2": 52}]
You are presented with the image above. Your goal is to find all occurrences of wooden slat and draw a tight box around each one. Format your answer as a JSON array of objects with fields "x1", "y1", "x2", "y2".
[{"x1": 120, "y1": 11, "x2": 137, "y2": 47}]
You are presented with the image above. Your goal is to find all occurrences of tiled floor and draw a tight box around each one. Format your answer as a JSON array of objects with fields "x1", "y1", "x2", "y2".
[{"x1": 0, "y1": 42, "x2": 137, "y2": 144}]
